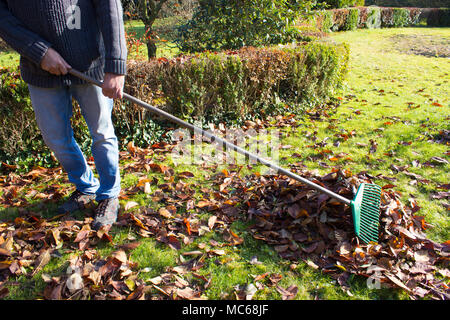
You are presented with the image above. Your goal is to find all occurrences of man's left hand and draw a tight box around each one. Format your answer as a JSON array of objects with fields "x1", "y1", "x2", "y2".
[{"x1": 102, "y1": 73, "x2": 125, "y2": 99}]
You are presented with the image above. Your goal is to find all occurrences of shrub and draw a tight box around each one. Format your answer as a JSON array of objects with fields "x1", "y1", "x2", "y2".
[
  {"x1": 357, "y1": 6, "x2": 369, "y2": 28},
  {"x1": 134, "y1": 43, "x2": 350, "y2": 121},
  {"x1": 0, "y1": 42, "x2": 350, "y2": 169},
  {"x1": 281, "y1": 42, "x2": 350, "y2": 105},
  {"x1": 331, "y1": 8, "x2": 350, "y2": 31},
  {"x1": 321, "y1": 0, "x2": 364, "y2": 8},
  {"x1": 392, "y1": 8, "x2": 411, "y2": 27},
  {"x1": 176, "y1": 0, "x2": 315, "y2": 52},
  {"x1": 427, "y1": 8, "x2": 450, "y2": 27},
  {"x1": 316, "y1": 10, "x2": 335, "y2": 32},
  {"x1": 408, "y1": 8, "x2": 423, "y2": 25},
  {"x1": 381, "y1": 7, "x2": 394, "y2": 27},
  {"x1": 365, "y1": 0, "x2": 449, "y2": 8},
  {"x1": 344, "y1": 8, "x2": 360, "y2": 30},
  {"x1": 366, "y1": 6, "x2": 382, "y2": 29}
]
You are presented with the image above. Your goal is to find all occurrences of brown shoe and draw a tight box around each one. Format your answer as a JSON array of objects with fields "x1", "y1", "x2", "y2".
[
  {"x1": 92, "y1": 197, "x2": 119, "y2": 230},
  {"x1": 57, "y1": 190, "x2": 96, "y2": 214}
]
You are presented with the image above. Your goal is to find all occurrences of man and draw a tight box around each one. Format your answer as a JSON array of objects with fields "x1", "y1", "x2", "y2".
[{"x1": 0, "y1": 0, "x2": 127, "y2": 229}]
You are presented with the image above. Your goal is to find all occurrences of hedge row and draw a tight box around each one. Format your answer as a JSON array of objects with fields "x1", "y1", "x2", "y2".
[
  {"x1": 316, "y1": 7, "x2": 450, "y2": 32},
  {"x1": 0, "y1": 42, "x2": 349, "y2": 169},
  {"x1": 320, "y1": 0, "x2": 365, "y2": 8},
  {"x1": 126, "y1": 43, "x2": 349, "y2": 122},
  {"x1": 365, "y1": 0, "x2": 449, "y2": 8}
]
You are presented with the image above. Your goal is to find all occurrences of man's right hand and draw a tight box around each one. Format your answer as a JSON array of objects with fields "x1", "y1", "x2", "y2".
[{"x1": 40, "y1": 48, "x2": 71, "y2": 75}]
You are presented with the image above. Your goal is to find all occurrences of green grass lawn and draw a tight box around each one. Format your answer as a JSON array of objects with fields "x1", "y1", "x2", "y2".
[
  {"x1": 124, "y1": 17, "x2": 182, "y2": 60},
  {"x1": 0, "y1": 50, "x2": 19, "y2": 69},
  {"x1": 316, "y1": 28, "x2": 449, "y2": 242},
  {"x1": 1, "y1": 26, "x2": 449, "y2": 300}
]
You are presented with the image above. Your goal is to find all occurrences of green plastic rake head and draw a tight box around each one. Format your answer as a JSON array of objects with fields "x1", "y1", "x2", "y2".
[{"x1": 350, "y1": 183, "x2": 382, "y2": 244}]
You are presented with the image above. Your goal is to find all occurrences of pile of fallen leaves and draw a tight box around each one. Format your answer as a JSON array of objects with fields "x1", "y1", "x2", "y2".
[
  {"x1": 0, "y1": 112, "x2": 448, "y2": 300},
  {"x1": 0, "y1": 207, "x2": 213, "y2": 300},
  {"x1": 209, "y1": 167, "x2": 450, "y2": 300}
]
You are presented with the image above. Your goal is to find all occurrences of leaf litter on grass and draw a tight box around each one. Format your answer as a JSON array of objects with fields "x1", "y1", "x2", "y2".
[{"x1": 0, "y1": 111, "x2": 449, "y2": 300}]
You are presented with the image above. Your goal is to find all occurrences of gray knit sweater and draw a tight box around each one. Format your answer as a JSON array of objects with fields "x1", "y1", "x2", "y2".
[{"x1": 0, "y1": 0, "x2": 127, "y2": 88}]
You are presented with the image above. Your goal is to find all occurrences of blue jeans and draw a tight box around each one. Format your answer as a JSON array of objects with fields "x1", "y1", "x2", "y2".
[{"x1": 28, "y1": 84, "x2": 121, "y2": 201}]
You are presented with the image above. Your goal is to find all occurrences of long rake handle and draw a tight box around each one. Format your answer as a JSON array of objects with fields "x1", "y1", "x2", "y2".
[{"x1": 69, "y1": 69, "x2": 352, "y2": 206}]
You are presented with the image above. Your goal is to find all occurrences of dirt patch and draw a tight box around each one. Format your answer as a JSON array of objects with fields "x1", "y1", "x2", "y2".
[{"x1": 389, "y1": 34, "x2": 450, "y2": 58}]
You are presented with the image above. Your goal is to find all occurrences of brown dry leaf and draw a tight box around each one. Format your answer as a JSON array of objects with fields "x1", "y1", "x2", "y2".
[
  {"x1": 274, "y1": 245, "x2": 289, "y2": 253},
  {"x1": 125, "y1": 201, "x2": 139, "y2": 211},
  {"x1": 158, "y1": 207, "x2": 173, "y2": 219},
  {"x1": 276, "y1": 285, "x2": 298, "y2": 300},
  {"x1": 208, "y1": 215, "x2": 217, "y2": 230},
  {"x1": 211, "y1": 249, "x2": 226, "y2": 256},
  {"x1": 0, "y1": 248, "x2": 11, "y2": 257},
  {"x1": 87, "y1": 270, "x2": 101, "y2": 286},
  {"x1": 179, "y1": 171, "x2": 194, "y2": 179},
  {"x1": 172, "y1": 266, "x2": 188, "y2": 274},
  {"x1": 196, "y1": 200, "x2": 211, "y2": 208},
  {"x1": 149, "y1": 276, "x2": 163, "y2": 285},
  {"x1": 44, "y1": 282, "x2": 63, "y2": 300},
  {"x1": 176, "y1": 287, "x2": 197, "y2": 300},
  {"x1": 0, "y1": 286, "x2": 9, "y2": 299},
  {"x1": 74, "y1": 225, "x2": 91, "y2": 243},
  {"x1": 302, "y1": 242, "x2": 319, "y2": 254},
  {"x1": 127, "y1": 141, "x2": 137, "y2": 155},
  {"x1": 31, "y1": 249, "x2": 51, "y2": 277},
  {"x1": 111, "y1": 250, "x2": 127, "y2": 264},
  {"x1": 385, "y1": 273, "x2": 411, "y2": 292},
  {"x1": 126, "y1": 284, "x2": 146, "y2": 300},
  {"x1": 167, "y1": 235, "x2": 181, "y2": 250}
]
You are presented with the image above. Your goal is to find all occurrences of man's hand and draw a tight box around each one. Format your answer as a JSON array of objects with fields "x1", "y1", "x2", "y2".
[
  {"x1": 102, "y1": 73, "x2": 125, "y2": 99},
  {"x1": 40, "y1": 48, "x2": 71, "y2": 75}
]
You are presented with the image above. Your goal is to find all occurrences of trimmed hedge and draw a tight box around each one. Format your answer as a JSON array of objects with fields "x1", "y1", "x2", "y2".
[
  {"x1": 344, "y1": 8, "x2": 360, "y2": 30},
  {"x1": 365, "y1": 0, "x2": 449, "y2": 8},
  {"x1": 427, "y1": 8, "x2": 450, "y2": 27},
  {"x1": 358, "y1": 6, "x2": 382, "y2": 28},
  {"x1": 316, "y1": 6, "x2": 449, "y2": 32},
  {"x1": 127, "y1": 43, "x2": 349, "y2": 120},
  {"x1": 320, "y1": 0, "x2": 364, "y2": 8},
  {"x1": 0, "y1": 42, "x2": 349, "y2": 169},
  {"x1": 381, "y1": 7, "x2": 411, "y2": 27}
]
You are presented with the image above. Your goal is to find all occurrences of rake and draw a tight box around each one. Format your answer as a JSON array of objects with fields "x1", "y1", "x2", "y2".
[{"x1": 69, "y1": 69, "x2": 382, "y2": 243}]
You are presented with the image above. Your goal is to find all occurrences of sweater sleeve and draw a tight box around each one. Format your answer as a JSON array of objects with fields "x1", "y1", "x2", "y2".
[
  {"x1": 0, "y1": 0, "x2": 51, "y2": 66},
  {"x1": 92, "y1": 0, "x2": 127, "y2": 75}
]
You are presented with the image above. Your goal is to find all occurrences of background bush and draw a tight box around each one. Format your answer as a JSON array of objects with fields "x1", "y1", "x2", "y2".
[
  {"x1": 357, "y1": 6, "x2": 382, "y2": 28},
  {"x1": 392, "y1": 8, "x2": 411, "y2": 27},
  {"x1": 176, "y1": 0, "x2": 315, "y2": 52},
  {"x1": 313, "y1": 6, "x2": 448, "y2": 31},
  {"x1": 0, "y1": 42, "x2": 349, "y2": 170},
  {"x1": 127, "y1": 42, "x2": 349, "y2": 121},
  {"x1": 364, "y1": 0, "x2": 449, "y2": 8},
  {"x1": 427, "y1": 8, "x2": 450, "y2": 27},
  {"x1": 331, "y1": 8, "x2": 350, "y2": 30},
  {"x1": 344, "y1": 8, "x2": 360, "y2": 30},
  {"x1": 320, "y1": 0, "x2": 364, "y2": 8},
  {"x1": 381, "y1": 7, "x2": 412, "y2": 27},
  {"x1": 316, "y1": 10, "x2": 335, "y2": 32}
]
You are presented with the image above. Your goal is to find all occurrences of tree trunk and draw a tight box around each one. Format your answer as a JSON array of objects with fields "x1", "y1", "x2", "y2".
[{"x1": 146, "y1": 40, "x2": 157, "y2": 59}]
